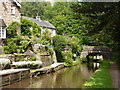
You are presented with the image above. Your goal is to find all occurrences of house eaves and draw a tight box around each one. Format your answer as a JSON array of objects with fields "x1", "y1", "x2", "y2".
[{"x1": 12, "y1": 0, "x2": 21, "y2": 8}]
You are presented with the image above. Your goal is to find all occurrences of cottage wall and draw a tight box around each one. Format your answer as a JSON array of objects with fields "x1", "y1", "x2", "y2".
[
  {"x1": 41, "y1": 28, "x2": 56, "y2": 37},
  {"x1": 0, "y1": 0, "x2": 21, "y2": 26}
]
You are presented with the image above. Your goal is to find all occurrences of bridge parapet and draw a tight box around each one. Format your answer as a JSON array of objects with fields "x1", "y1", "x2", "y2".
[
  {"x1": 80, "y1": 46, "x2": 112, "y2": 59},
  {"x1": 83, "y1": 46, "x2": 111, "y2": 52}
]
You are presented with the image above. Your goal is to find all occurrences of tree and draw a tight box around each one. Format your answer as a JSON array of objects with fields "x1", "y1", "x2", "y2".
[
  {"x1": 71, "y1": 2, "x2": 120, "y2": 48},
  {"x1": 53, "y1": 35, "x2": 67, "y2": 62}
]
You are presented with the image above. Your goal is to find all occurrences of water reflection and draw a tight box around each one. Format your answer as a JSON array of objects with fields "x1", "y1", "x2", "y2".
[{"x1": 2, "y1": 62, "x2": 100, "y2": 88}]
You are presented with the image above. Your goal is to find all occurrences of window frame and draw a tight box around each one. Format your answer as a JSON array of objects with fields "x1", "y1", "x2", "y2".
[
  {"x1": 11, "y1": 6, "x2": 16, "y2": 15},
  {"x1": 0, "y1": 27, "x2": 6, "y2": 39}
]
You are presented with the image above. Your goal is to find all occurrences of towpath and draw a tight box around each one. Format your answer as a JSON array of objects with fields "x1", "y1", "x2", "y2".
[{"x1": 110, "y1": 62, "x2": 120, "y2": 89}]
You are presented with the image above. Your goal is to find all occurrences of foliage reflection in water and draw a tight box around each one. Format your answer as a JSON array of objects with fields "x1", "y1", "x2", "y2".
[{"x1": 2, "y1": 62, "x2": 100, "y2": 88}]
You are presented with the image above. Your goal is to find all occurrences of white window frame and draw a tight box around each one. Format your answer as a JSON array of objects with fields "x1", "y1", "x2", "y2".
[
  {"x1": 0, "y1": 27, "x2": 6, "y2": 39},
  {"x1": 11, "y1": 6, "x2": 16, "y2": 15}
]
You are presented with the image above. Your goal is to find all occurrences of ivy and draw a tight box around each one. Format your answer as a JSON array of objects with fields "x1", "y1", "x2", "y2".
[
  {"x1": 21, "y1": 18, "x2": 41, "y2": 37},
  {"x1": 6, "y1": 22, "x2": 21, "y2": 38}
]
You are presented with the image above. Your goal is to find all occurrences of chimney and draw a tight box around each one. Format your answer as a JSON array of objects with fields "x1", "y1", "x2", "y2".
[{"x1": 36, "y1": 13, "x2": 41, "y2": 21}]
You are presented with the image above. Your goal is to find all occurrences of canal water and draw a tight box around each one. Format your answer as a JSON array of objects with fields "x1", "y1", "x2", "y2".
[{"x1": 2, "y1": 63, "x2": 100, "y2": 88}]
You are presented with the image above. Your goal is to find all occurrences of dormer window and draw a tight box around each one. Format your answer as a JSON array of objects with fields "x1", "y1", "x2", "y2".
[{"x1": 11, "y1": 6, "x2": 15, "y2": 15}]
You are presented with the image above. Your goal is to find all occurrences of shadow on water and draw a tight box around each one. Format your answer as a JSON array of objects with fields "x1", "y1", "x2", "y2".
[{"x1": 2, "y1": 62, "x2": 100, "y2": 88}]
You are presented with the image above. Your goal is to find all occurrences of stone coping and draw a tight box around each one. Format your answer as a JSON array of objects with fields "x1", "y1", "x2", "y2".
[
  {"x1": 0, "y1": 69, "x2": 29, "y2": 75},
  {"x1": 50, "y1": 63, "x2": 64, "y2": 67},
  {"x1": 31, "y1": 63, "x2": 64, "y2": 75}
]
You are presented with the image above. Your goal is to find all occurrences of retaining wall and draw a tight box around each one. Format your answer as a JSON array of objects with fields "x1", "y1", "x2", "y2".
[
  {"x1": 0, "y1": 69, "x2": 30, "y2": 86},
  {"x1": 0, "y1": 54, "x2": 52, "y2": 66}
]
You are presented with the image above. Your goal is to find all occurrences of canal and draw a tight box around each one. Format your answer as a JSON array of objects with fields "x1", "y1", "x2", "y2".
[{"x1": 2, "y1": 63, "x2": 99, "y2": 88}]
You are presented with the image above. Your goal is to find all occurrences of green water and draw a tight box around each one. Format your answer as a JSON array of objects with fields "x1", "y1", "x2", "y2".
[{"x1": 2, "y1": 63, "x2": 99, "y2": 88}]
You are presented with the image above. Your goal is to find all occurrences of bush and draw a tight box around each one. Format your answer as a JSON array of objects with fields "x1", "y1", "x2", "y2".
[
  {"x1": 4, "y1": 37, "x2": 21, "y2": 54},
  {"x1": 4, "y1": 19, "x2": 41, "y2": 54},
  {"x1": 53, "y1": 35, "x2": 67, "y2": 51},
  {"x1": 6, "y1": 22, "x2": 21, "y2": 38},
  {"x1": 69, "y1": 36, "x2": 83, "y2": 55},
  {"x1": 64, "y1": 58, "x2": 73, "y2": 67},
  {"x1": 40, "y1": 30, "x2": 52, "y2": 46},
  {"x1": 62, "y1": 51, "x2": 73, "y2": 66},
  {"x1": 81, "y1": 57, "x2": 87, "y2": 63},
  {"x1": 73, "y1": 56, "x2": 81, "y2": 65},
  {"x1": 0, "y1": 59, "x2": 11, "y2": 70},
  {"x1": 21, "y1": 18, "x2": 33, "y2": 36},
  {"x1": 48, "y1": 48, "x2": 54, "y2": 56}
]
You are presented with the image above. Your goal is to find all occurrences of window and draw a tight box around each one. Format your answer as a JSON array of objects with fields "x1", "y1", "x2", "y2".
[
  {"x1": 0, "y1": 27, "x2": 6, "y2": 39},
  {"x1": 11, "y1": 6, "x2": 15, "y2": 15}
]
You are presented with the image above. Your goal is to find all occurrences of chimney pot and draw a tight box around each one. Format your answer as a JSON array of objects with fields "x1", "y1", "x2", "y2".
[{"x1": 36, "y1": 13, "x2": 41, "y2": 21}]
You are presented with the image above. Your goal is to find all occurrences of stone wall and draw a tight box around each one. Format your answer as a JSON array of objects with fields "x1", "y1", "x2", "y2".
[
  {"x1": 0, "y1": 54, "x2": 52, "y2": 66},
  {"x1": 0, "y1": 54, "x2": 15, "y2": 61},
  {"x1": 0, "y1": 69, "x2": 30, "y2": 86},
  {"x1": 80, "y1": 46, "x2": 112, "y2": 59},
  {"x1": 40, "y1": 55, "x2": 52, "y2": 66},
  {"x1": 0, "y1": 0, "x2": 21, "y2": 26}
]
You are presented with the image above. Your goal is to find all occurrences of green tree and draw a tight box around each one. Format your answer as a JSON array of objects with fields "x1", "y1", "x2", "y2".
[
  {"x1": 53, "y1": 35, "x2": 67, "y2": 62},
  {"x1": 71, "y1": 2, "x2": 120, "y2": 48}
]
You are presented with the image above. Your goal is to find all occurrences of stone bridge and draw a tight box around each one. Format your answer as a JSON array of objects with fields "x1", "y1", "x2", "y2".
[{"x1": 80, "y1": 46, "x2": 112, "y2": 59}]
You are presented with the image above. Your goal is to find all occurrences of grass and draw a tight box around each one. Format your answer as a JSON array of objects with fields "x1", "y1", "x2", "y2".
[{"x1": 82, "y1": 61, "x2": 114, "y2": 89}]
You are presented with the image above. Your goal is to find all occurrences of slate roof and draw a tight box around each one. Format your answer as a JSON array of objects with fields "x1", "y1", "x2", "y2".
[{"x1": 22, "y1": 16, "x2": 56, "y2": 29}]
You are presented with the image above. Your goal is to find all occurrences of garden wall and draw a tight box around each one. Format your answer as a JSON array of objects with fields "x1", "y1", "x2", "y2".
[
  {"x1": 40, "y1": 55, "x2": 52, "y2": 66},
  {"x1": 0, "y1": 54, "x2": 52, "y2": 66}
]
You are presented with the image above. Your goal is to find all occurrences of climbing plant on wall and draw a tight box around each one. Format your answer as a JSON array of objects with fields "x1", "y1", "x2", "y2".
[{"x1": 4, "y1": 19, "x2": 42, "y2": 54}]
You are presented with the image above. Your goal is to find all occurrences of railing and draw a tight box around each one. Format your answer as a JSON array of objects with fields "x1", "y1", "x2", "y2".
[{"x1": 0, "y1": 27, "x2": 6, "y2": 39}]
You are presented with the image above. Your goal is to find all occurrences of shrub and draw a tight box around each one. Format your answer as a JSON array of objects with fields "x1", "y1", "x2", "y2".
[
  {"x1": 73, "y1": 56, "x2": 81, "y2": 65},
  {"x1": 62, "y1": 51, "x2": 73, "y2": 66},
  {"x1": 64, "y1": 58, "x2": 73, "y2": 67},
  {"x1": 6, "y1": 22, "x2": 21, "y2": 38},
  {"x1": 81, "y1": 57, "x2": 87, "y2": 63},
  {"x1": 40, "y1": 29, "x2": 52, "y2": 46},
  {"x1": 21, "y1": 18, "x2": 33, "y2": 36},
  {"x1": 4, "y1": 19, "x2": 41, "y2": 54},
  {"x1": 48, "y1": 48, "x2": 54, "y2": 56},
  {"x1": 53, "y1": 35, "x2": 67, "y2": 51},
  {"x1": 67, "y1": 36, "x2": 83, "y2": 55},
  {"x1": 4, "y1": 37, "x2": 21, "y2": 54}
]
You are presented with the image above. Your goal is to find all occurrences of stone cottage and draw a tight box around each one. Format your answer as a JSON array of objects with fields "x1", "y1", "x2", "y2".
[
  {"x1": 22, "y1": 15, "x2": 56, "y2": 37},
  {"x1": 0, "y1": 0, "x2": 21, "y2": 54},
  {"x1": 0, "y1": 0, "x2": 21, "y2": 39}
]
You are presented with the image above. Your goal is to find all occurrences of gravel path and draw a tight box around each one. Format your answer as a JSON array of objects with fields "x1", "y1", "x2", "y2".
[{"x1": 110, "y1": 62, "x2": 120, "y2": 89}]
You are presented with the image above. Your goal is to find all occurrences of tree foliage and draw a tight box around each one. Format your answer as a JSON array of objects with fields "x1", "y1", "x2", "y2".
[
  {"x1": 71, "y1": 2, "x2": 120, "y2": 49},
  {"x1": 19, "y1": 2, "x2": 120, "y2": 61}
]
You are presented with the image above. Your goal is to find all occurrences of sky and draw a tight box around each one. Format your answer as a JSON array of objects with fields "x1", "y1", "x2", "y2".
[{"x1": 45, "y1": 0, "x2": 53, "y2": 2}]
